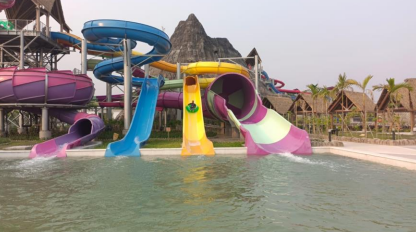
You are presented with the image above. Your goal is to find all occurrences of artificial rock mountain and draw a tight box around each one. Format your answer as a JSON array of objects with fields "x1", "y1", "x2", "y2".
[{"x1": 150, "y1": 14, "x2": 247, "y2": 78}]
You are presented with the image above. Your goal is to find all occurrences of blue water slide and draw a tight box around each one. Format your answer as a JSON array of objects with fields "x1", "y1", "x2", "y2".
[
  {"x1": 262, "y1": 70, "x2": 282, "y2": 94},
  {"x1": 50, "y1": 31, "x2": 137, "y2": 54},
  {"x1": 105, "y1": 76, "x2": 164, "y2": 157},
  {"x1": 82, "y1": 20, "x2": 171, "y2": 85},
  {"x1": 80, "y1": 20, "x2": 171, "y2": 156}
]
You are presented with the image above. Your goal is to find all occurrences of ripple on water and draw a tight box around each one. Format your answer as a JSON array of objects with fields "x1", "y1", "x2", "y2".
[{"x1": 0, "y1": 154, "x2": 415, "y2": 232}]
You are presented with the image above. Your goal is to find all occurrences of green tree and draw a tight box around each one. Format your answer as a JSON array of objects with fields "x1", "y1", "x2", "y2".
[
  {"x1": 318, "y1": 86, "x2": 333, "y2": 131},
  {"x1": 373, "y1": 78, "x2": 413, "y2": 132},
  {"x1": 349, "y1": 75, "x2": 373, "y2": 136},
  {"x1": 306, "y1": 84, "x2": 321, "y2": 134},
  {"x1": 332, "y1": 73, "x2": 355, "y2": 132}
]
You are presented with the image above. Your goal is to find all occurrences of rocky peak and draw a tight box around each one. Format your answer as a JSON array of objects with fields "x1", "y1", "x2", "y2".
[{"x1": 150, "y1": 14, "x2": 246, "y2": 78}]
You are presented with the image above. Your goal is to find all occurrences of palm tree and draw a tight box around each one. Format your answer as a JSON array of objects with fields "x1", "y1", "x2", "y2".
[
  {"x1": 349, "y1": 75, "x2": 373, "y2": 136},
  {"x1": 306, "y1": 84, "x2": 321, "y2": 134},
  {"x1": 332, "y1": 73, "x2": 355, "y2": 132},
  {"x1": 373, "y1": 78, "x2": 413, "y2": 132},
  {"x1": 319, "y1": 86, "x2": 332, "y2": 131}
]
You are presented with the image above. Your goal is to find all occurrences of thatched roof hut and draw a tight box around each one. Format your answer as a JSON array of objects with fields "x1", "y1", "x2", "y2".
[
  {"x1": 288, "y1": 93, "x2": 326, "y2": 115},
  {"x1": 262, "y1": 95, "x2": 293, "y2": 115},
  {"x1": 328, "y1": 90, "x2": 375, "y2": 114},
  {"x1": 376, "y1": 78, "x2": 416, "y2": 113}
]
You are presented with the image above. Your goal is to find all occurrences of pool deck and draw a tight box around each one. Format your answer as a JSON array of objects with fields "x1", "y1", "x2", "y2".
[
  {"x1": 0, "y1": 143, "x2": 415, "y2": 170},
  {"x1": 314, "y1": 142, "x2": 416, "y2": 170}
]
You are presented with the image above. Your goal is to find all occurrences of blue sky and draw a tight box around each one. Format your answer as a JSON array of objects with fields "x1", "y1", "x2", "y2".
[{"x1": 2, "y1": 0, "x2": 416, "y2": 97}]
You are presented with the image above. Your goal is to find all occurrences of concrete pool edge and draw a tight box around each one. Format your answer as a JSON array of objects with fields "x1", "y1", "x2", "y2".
[
  {"x1": 1, "y1": 146, "x2": 416, "y2": 170},
  {"x1": 314, "y1": 147, "x2": 416, "y2": 171}
]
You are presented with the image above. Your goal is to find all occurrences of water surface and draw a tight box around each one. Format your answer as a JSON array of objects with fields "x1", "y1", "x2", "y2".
[{"x1": 0, "y1": 154, "x2": 415, "y2": 232}]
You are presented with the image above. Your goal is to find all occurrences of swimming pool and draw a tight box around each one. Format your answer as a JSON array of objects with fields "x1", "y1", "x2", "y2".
[{"x1": 0, "y1": 154, "x2": 415, "y2": 231}]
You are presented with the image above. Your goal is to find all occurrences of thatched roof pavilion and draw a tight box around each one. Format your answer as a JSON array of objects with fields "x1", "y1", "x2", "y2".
[
  {"x1": 262, "y1": 95, "x2": 293, "y2": 115},
  {"x1": 376, "y1": 78, "x2": 416, "y2": 113},
  {"x1": 328, "y1": 90, "x2": 375, "y2": 114},
  {"x1": 375, "y1": 78, "x2": 416, "y2": 131},
  {"x1": 289, "y1": 93, "x2": 326, "y2": 115}
]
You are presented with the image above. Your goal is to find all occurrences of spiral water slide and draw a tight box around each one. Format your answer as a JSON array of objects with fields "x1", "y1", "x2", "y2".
[
  {"x1": 0, "y1": 0, "x2": 14, "y2": 11},
  {"x1": 76, "y1": 20, "x2": 170, "y2": 157},
  {"x1": 0, "y1": 67, "x2": 105, "y2": 158},
  {"x1": 262, "y1": 71, "x2": 301, "y2": 94}
]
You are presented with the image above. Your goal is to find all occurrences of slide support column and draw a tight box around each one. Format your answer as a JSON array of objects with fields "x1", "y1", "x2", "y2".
[
  {"x1": 123, "y1": 39, "x2": 132, "y2": 134},
  {"x1": 106, "y1": 83, "x2": 112, "y2": 120},
  {"x1": 144, "y1": 64, "x2": 149, "y2": 77},
  {"x1": 0, "y1": 109, "x2": 4, "y2": 137},
  {"x1": 81, "y1": 39, "x2": 87, "y2": 74},
  {"x1": 176, "y1": 62, "x2": 182, "y2": 121},
  {"x1": 20, "y1": 30, "x2": 24, "y2": 69},
  {"x1": 40, "y1": 107, "x2": 51, "y2": 139}
]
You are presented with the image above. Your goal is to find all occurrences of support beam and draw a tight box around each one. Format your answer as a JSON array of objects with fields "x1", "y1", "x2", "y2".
[
  {"x1": 36, "y1": 5, "x2": 41, "y2": 32},
  {"x1": 45, "y1": 13, "x2": 50, "y2": 37},
  {"x1": 18, "y1": 113, "x2": 24, "y2": 134},
  {"x1": 144, "y1": 64, "x2": 149, "y2": 77},
  {"x1": 123, "y1": 39, "x2": 132, "y2": 134},
  {"x1": 81, "y1": 39, "x2": 87, "y2": 74},
  {"x1": 176, "y1": 62, "x2": 182, "y2": 121},
  {"x1": 411, "y1": 111, "x2": 415, "y2": 135},
  {"x1": 0, "y1": 109, "x2": 4, "y2": 137},
  {"x1": 40, "y1": 107, "x2": 51, "y2": 139},
  {"x1": 106, "y1": 83, "x2": 112, "y2": 120},
  {"x1": 0, "y1": 48, "x2": 3, "y2": 68},
  {"x1": 158, "y1": 111, "x2": 162, "y2": 130},
  {"x1": 20, "y1": 30, "x2": 24, "y2": 69},
  {"x1": 164, "y1": 109, "x2": 167, "y2": 131}
]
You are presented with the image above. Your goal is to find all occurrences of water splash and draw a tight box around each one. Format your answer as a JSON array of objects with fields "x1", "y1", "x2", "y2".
[
  {"x1": 279, "y1": 153, "x2": 323, "y2": 165},
  {"x1": 16, "y1": 156, "x2": 56, "y2": 169}
]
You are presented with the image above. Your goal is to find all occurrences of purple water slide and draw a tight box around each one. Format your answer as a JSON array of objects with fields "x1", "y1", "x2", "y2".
[
  {"x1": 156, "y1": 74, "x2": 312, "y2": 155},
  {"x1": 29, "y1": 111, "x2": 104, "y2": 158},
  {"x1": 0, "y1": 0, "x2": 15, "y2": 11},
  {"x1": 0, "y1": 67, "x2": 105, "y2": 157}
]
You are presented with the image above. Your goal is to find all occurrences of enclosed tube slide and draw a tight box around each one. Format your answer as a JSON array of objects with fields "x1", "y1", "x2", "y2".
[
  {"x1": 0, "y1": 67, "x2": 105, "y2": 157},
  {"x1": 30, "y1": 111, "x2": 104, "y2": 158},
  {"x1": 204, "y1": 73, "x2": 311, "y2": 155},
  {"x1": 0, "y1": 0, "x2": 14, "y2": 11}
]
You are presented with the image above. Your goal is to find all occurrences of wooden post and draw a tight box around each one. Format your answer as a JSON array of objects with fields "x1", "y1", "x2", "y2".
[{"x1": 411, "y1": 111, "x2": 415, "y2": 135}]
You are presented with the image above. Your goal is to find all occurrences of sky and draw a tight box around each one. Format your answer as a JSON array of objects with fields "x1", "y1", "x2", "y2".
[{"x1": 2, "y1": 0, "x2": 416, "y2": 98}]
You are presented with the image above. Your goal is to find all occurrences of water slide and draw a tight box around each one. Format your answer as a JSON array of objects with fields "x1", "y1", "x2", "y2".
[
  {"x1": 261, "y1": 71, "x2": 302, "y2": 94},
  {"x1": 51, "y1": 30, "x2": 250, "y2": 156},
  {"x1": 182, "y1": 76, "x2": 214, "y2": 155},
  {"x1": 0, "y1": 67, "x2": 105, "y2": 157},
  {"x1": 51, "y1": 26, "x2": 310, "y2": 156},
  {"x1": 80, "y1": 20, "x2": 170, "y2": 157},
  {"x1": 157, "y1": 73, "x2": 312, "y2": 155},
  {"x1": 0, "y1": 0, "x2": 14, "y2": 11}
]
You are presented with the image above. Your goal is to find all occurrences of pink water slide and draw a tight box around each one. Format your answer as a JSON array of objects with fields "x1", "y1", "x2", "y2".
[
  {"x1": 0, "y1": 67, "x2": 105, "y2": 158},
  {"x1": 0, "y1": 0, "x2": 15, "y2": 11}
]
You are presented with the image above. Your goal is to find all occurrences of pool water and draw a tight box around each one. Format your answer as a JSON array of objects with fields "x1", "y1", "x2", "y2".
[{"x1": 0, "y1": 154, "x2": 415, "y2": 232}]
